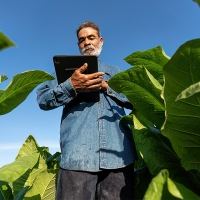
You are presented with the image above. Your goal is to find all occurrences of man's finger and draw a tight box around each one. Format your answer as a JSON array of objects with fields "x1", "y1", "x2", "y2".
[
  {"x1": 87, "y1": 83, "x2": 102, "y2": 90},
  {"x1": 77, "y1": 63, "x2": 88, "y2": 74},
  {"x1": 87, "y1": 72, "x2": 104, "y2": 79}
]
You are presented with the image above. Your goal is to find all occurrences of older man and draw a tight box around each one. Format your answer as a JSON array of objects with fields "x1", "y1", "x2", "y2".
[{"x1": 37, "y1": 21, "x2": 137, "y2": 200}]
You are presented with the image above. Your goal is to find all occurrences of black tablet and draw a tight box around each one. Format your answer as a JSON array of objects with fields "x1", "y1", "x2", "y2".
[{"x1": 53, "y1": 55, "x2": 99, "y2": 102}]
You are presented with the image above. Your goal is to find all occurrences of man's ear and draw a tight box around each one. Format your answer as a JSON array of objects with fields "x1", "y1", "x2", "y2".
[{"x1": 100, "y1": 37, "x2": 104, "y2": 45}]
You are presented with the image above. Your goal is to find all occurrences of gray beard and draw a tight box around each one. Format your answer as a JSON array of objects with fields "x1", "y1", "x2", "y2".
[{"x1": 79, "y1": 43, "x2": 103, "y2": 56}]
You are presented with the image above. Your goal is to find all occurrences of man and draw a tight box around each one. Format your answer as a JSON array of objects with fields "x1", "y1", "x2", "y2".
[{"x1": 37, "y1": 21, "x2": 137, "y2": 200}]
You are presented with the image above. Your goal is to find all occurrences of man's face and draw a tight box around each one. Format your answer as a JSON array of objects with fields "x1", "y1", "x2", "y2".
[{"x1": 77, "y1": 27, "x2": 103, "y2": 56}]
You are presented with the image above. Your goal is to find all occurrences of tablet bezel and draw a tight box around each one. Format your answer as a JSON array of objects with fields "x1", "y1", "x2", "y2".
[{"x1": 53, "y1": 55, "x2": 99, "y2": 102}]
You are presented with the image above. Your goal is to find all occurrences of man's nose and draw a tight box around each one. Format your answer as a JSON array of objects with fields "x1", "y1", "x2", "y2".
[{"x1": 84, "y1": 38, "x2": 90, "y2": 46}]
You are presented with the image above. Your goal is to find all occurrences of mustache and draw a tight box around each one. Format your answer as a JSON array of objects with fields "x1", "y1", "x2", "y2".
[{"x1": 82, "y1": 45, "x2": 95, "y2": 53}]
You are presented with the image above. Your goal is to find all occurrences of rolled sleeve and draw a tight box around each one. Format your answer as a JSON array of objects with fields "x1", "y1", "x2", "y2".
[
  {"x1": 60, "y1": 78, "x2": 77, "y2": 100},
  {"x1": 37, "y1": 78, "x2": 77, "y2": 110}
]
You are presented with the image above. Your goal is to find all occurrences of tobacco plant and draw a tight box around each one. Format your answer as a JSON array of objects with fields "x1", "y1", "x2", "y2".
[
  {"x1": 0, "y1": 32, "x2": 55, "y2": 199},
  {"x1": 108, "y1": 39, "x2": 200, "y2": 199}
]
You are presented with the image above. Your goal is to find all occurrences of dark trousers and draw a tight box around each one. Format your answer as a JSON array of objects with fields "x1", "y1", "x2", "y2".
[{"x1": 56, "y1": 164, "x2": 135, "y2": 200}]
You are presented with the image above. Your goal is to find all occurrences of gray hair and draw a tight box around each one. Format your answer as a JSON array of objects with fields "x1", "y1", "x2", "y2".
[{"x1": 76, "y1": 21, "x2": 101, "y2": 37}]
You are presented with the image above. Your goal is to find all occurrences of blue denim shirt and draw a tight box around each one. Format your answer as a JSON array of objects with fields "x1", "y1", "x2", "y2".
[{"x1": 37, "y1": 60, "x2": 137, "y2": 172}]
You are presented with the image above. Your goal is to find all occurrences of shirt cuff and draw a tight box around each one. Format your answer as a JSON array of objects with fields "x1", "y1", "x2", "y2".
[{"x1": 60, "y1": 78, "x2": 77, "y2": 99}]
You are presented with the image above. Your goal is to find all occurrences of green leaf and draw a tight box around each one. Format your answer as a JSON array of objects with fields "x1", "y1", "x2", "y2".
[
  {"x1": 144, "y1": 169, "x2": 200, "y2": 200},
  {"x1": 193, "y1": 0, "x2": 200, "y2": 7},
  {"x1": 16, "y1": 135, "x2": 41, "y2": 160},
  {"x1": 108, "y1": 66, "x2": 165, "y2": 129},
  {"x1": 162, "y1": 39, "x2": 200, "y2": 173},
  {"x1": 24, "y1": 169, "x2": 58, "y2": 200},
  {"x1": 132, "y1": 114, "x2": 200, "y2": 195},
  {"x1": 0, "y1": 136, "x2": 51, "y2": 197},
  {"x1": 0, "y1": 153, "x2": 39, "y2": 196},
  {"x1": 0, "y1": 32, "x2": 15, "y2": 51},
  {"x1": 15, "y1": 135, "x2": 52, "y2": 188},
  {"x1": 0, "y1": 181, "x2": 13, "y2": 200},
  {"x1": 132, "y1": 114, "x2": 181, "y2": 176},
  {"x1": 0, "y1": 154, "x2": 39, "y2": 183},
  {"x1": 16, "y1": 135, "x2": 48, "y2": 168},
  {"x1": 15, "y1": 135, "x2": 52, "y2": 163},
  {"x1": 0, "y1": 135, "x2": 60, "y2": 199},
  {"x1": 169, "y1": 181, "x2": 198, "y2": 199},
  {"x1": 120, "y1": 114, "x2": 134, "y2": 125},
  {"x1": 0, "y1": 75, "x2": 8, "y2": 84},
  {"x1": 47, "y1": 152, "x2": 61, "y2": 163},
  {"x1": 124, "y1": 46, "x2": 170, "y2": 85},
  {"x1": 144, "y1": 169, "x2": 169, "y2": 200},
  {"x1": 134, "y1": 110, "x2": 155, "y2": 128},
  {"x1": 176, "y1": 81, "x2": 200, "y2": 101},
  {"x1": 47, "y1": 152, "x2": 61, "y2": 169},
  {"x1": 14, "y1": 186, "x2": 29, "y2": 200},
  {"x1": 0, "y1": 70, "x2": 54, "y2": 115}
]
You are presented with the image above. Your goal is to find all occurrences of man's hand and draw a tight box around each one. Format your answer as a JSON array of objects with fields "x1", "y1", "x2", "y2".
[
  {"x1": 100, "y1": 80, "x2": 108, "y2": 91},
  {"x1": 70, "y1": 63, "x2": 105, "y2": 93}
]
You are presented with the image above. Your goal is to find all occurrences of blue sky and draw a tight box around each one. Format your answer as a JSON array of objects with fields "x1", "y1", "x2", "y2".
[{"x1": 0, "y1": 0, "x2": 199, "y2": 167}]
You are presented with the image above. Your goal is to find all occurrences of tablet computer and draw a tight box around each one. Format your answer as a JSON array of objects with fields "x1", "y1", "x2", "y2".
[{"x1": 53, "y1": 55, "x2": 99, "y2": 102}]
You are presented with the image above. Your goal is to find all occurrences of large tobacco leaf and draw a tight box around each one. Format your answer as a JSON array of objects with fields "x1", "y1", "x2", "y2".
[
  {"x1": 15, "y1": 135, "x2": 49, "y2": 190},
  {"x1": 108, "y1": 66, "x2": 165, "y2": 129},
  {"x1": 0, "y1": 153, "x2": 39, "y2": 197},
  {"x1": 0, "y1": 70, "x2": 54, "y2": 115},
  {"x1": 16, "y1": 135, "x2": 42, "y2": 159},
  {"x1": 14, "y1": 135, "x2": 58, "y2": 199},
  {"x1": 132, "y1": 114, "x2": 200, "y2": 195},
  {"x1": 132, "y1": 114, "x2": 181, "y2": 176},
  {"x1": 162, "y1": 39, "x2": 200, "y2": 173},
  {"x1": 16, "y1": 135, "x2": 51, "y2": 162},
  {"x1": 144, "y1": 169, "x2": 200, "y2": 200},
  {"x1": 17, "y1": 136, "x2": 60, "y2": 199},
  {"x1": 24, "y1": 169, "x2": 58, "y2": 200},
  {"x1": 124, "y1": 46, "x2": 169, "y2": 85},
  {"x1": 0, "y1": 153, "x2": 39, "y2": 183}
]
